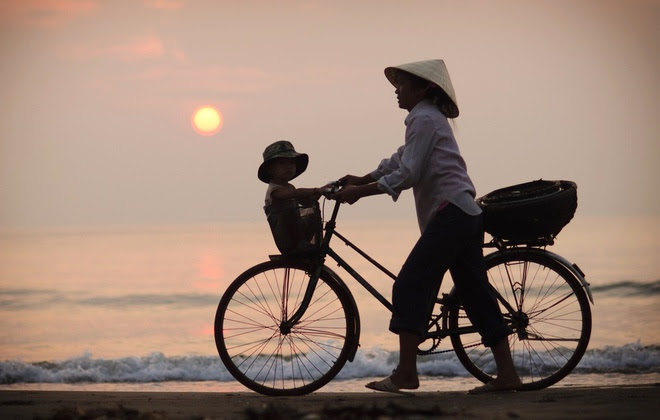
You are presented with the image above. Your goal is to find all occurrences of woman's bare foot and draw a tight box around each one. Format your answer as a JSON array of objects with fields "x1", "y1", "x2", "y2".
[
  {"x1": 389, "y1": 370, "x2": 420, "y2": 390},
  {"x1": 468, "y1": 376, "x2": 522, "y2": 394},
  {"x1": 489, "y1": 375, "x2": 522, "y2": 390}
]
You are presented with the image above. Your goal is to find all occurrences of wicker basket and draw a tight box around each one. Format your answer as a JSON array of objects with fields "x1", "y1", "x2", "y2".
[
  {"x1": 265, "y1": 198, "x2": 322, "y2": 255},
  {"x1": 477, "y1": 180, "x2": 577, "y2": 242}
]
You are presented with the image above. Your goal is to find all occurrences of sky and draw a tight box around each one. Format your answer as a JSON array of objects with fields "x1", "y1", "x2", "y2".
[{"x1": 1, "y1": 0, "x2": 658, "y2": 228}]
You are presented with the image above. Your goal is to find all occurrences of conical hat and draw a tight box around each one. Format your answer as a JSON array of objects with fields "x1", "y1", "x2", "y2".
[{"x1": 384, "y1": 59, "x2": 459, "y2": 118}]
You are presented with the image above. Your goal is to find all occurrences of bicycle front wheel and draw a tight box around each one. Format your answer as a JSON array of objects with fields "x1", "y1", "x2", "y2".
[
  {"x1": 449, "y1": 250, "x2": 591, "y2": 390},
  {"x1": 214, "y1": 260, "x2": 358, "y2": 396}
]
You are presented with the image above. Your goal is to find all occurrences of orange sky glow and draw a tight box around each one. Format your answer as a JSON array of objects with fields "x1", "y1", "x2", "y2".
[{"x1": 0, "y1": 0, "x2": 658, "y2": 228}]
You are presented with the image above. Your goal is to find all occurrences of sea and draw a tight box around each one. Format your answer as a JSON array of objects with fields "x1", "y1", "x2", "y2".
[{"x1": 1, "y1": 215, "x2": 659, "y2": 393}]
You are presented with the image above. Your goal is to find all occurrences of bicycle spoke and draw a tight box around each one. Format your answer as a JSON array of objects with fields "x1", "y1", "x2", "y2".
[{"x1": 234, "y1": 286, "x2": 279, "y2": 323}]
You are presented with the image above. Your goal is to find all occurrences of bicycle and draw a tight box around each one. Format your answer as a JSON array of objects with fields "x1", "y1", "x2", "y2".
[{"x1": 214, "y1": 180, "x2": 593, "y2": 396}]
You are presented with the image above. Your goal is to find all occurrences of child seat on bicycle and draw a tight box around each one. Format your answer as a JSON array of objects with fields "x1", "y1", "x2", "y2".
[{"x1": 258, "y1": 140, "x2": 326, "y2": 254}]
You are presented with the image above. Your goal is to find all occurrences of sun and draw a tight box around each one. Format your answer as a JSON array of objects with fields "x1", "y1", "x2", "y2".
[{"x1": 192, "y1": 106, "x2": 223, "y2": 136}]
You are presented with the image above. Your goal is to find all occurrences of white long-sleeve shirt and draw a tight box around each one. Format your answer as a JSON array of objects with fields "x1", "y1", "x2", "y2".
[{"x1": 370, "y1": 99, "x2": 481, "y2": 232}]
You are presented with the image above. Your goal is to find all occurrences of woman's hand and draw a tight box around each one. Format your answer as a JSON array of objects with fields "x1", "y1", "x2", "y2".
[
  {"x1": 339, "y1": 174, "x2": 375, "y2": 186},
  {"x1": 330, "y1": 174, "x2": 382, "y2": 204},
  {"x1": 330, "y1": 184, "x2": 363, "y2": 204},
  {"x1": 330, "y1": 183, "x2": 383, "y2": 204}
]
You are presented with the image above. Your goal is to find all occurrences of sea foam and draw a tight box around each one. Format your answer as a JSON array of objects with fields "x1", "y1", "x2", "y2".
[{"x1": 1, "y1": 342, "x2": 657, "y2": 384}]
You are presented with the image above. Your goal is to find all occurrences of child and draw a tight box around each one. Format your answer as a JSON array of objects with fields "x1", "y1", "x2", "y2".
[
  {"x1": 258, "y1": 140, "x2": 327, "y2": 254},
  {"x1": 258, "y1": 140, "x2": 326, "y2": 206}
]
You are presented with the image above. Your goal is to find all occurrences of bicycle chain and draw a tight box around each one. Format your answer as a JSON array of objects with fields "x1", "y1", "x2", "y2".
[
  {"x1": 422, "y1": 313, "x2": 483, "y2": 355},
  {"x1": 423, "y1": 341, "x2": 482, "y2": 355}
]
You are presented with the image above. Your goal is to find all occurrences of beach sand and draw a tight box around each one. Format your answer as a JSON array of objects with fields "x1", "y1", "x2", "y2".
[{"x1": 1, "y1": 384, "x2": 658, "y2": 419}]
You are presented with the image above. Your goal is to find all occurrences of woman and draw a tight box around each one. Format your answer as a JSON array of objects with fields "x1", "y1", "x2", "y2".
[{"x1": 332, "y1": 59, "x2": 522, "y2": 394}]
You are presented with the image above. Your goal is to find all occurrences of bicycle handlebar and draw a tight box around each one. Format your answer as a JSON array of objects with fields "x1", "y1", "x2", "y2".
[{"x1": 323, "y1": 179, "x2": 346, "y2": 195}]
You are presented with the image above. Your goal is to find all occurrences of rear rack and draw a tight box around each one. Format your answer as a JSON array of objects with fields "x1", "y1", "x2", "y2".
[{"x1": 485, "y1": 235, "x2": 555, "y2": 250}]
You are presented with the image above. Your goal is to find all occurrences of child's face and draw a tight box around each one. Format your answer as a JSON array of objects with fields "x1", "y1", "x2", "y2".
[{"x1": 268, "y1": 158, "x2": 297, "y2": 182}]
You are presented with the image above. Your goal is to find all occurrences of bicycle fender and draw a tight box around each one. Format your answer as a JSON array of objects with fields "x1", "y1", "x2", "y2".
[
  {"x1": 540, "y1": 249, "x2": 594, "y2": 304},
  {"x1": 321, "y1": 264, "x2": 361, "y2": 362},
  {"x1": 491, "y1": 248, "x2": 594, "y2": 305}
]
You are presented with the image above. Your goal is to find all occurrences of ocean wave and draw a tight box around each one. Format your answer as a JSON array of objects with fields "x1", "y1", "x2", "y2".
[
  {"x1": 589, "y1": 280, "x2": 660, "y2": 297},
  {"x1": 1, "y1": 343, "x2": 658, "y2": 384},
  {"x1": 0, "y1": 289, "x2": 219, "y2": 310},
  {"x1": 2, "y1": 280, "x2": 658, "y2": 311},
  {"x1": 574, "y1": 342, "x2": 660, "y2": 374},
  {"x1": 0, "y1": 352, "x2": 233, "y2": 384}
]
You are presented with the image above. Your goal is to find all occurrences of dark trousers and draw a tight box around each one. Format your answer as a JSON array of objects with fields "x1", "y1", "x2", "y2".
[{"x1": 389, "y1": 204, "x2": 512, "y2": 347}]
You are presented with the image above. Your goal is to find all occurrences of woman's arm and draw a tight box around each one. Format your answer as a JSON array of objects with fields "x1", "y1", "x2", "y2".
[
  {"x1": 339, "y1": 173, "x2": 376, "y2": 186},
  {"x1": 377, "y1": 115, "x2": 436, "y2": 198}
]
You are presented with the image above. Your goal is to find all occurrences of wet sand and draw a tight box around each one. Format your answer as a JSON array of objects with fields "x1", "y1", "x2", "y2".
[{"x1": 1, "y1": 384, "x2": 658, "y2": 419}]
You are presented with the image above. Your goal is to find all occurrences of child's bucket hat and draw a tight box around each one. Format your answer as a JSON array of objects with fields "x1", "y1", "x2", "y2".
[
  {"x1": 384, "y1": 59, "x2": 459, "y2": 118},
  {"x1": 258, "y1": 140, "x2": 309, "y2": 183}
]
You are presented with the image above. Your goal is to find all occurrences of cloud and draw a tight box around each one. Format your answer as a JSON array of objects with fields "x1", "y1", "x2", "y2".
[
  {"x1": 58, "y1": 35, "x2": 186, "y2": 62},
  {"x1": 132, "y1": 64, "x2": 355, "y2": 96},
  {"x1": 0, "y1": 0, "x2": 97, "y2": 28},
  {"x1": 143, "y1": 0, "x2": 185, "y2": 10},
  {"x1": 134, "y1": 65, "x2": 274, "y2": 94},
  {"x1": 108, "y1": 36, "x2": 166, "y2": 61}
]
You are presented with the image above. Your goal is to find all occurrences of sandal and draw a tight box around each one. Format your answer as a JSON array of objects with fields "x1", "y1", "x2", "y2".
[{"x1": 365, "y1": 377, "x2": 414, "y2": 396}]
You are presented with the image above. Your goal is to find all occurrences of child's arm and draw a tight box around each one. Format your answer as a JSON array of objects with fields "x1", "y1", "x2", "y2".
[{"x1": 270, "y1": 185, "x2": 328, "y2": 201}]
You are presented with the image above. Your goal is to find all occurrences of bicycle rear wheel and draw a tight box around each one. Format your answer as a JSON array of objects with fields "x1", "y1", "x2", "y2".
[
  {"x1": 449, "y1": 250, "x2": 591, "y2": 390},
  {"x1": 214, "y1": 260, "x2": 358, "y2": 396}
]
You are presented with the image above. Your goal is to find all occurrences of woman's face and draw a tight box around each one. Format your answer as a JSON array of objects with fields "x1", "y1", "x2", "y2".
[{"x1": 395, "y1": 73, "x2": 430, "y2": 111}]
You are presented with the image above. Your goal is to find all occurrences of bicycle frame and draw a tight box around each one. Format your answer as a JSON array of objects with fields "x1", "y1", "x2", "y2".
[
  {"x1": 281, "y1": 199, "x2": 512, "y2": 341},
  {"x1": 281, "y1": 196, "x2": 594, "y2": 345},
  {"x1": 282, "y1": 200, "x2": 394, "y2": 328}
]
